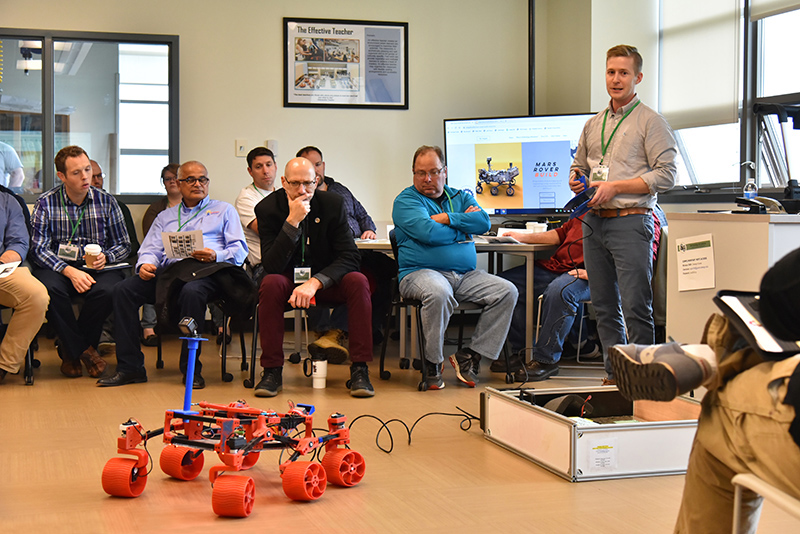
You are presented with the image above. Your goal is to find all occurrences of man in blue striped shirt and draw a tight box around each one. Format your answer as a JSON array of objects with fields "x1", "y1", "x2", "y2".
[{"x1": 31, "y1": 145, "x2": 131, "y2": 379}]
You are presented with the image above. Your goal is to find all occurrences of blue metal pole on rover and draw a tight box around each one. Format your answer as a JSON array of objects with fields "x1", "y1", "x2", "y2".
[{"x1": 180, "y1": 336, "x2": 203, "y2": 412}]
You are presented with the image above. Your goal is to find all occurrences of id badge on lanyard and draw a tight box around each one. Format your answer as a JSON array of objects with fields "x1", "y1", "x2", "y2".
[
  {"x1": 591, "y1": 164, "x2": 609, "y2": 182},
  {"x1": 57, "y1": 243, "x2": 80, "y2": 261}
]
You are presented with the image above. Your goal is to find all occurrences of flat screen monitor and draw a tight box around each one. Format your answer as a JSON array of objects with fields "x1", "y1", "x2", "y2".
[{"x1": 443, "y1": 113, "x2": 594, "y2": 215}]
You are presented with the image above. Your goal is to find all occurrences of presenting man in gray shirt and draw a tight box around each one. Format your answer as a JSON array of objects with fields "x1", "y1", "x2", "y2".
[{"x1": 568, "y1": 44, "x2": 677, "y2": 384}]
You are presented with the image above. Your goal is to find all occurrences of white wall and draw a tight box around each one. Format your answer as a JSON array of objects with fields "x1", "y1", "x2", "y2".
[
  {"x1": 2, "y1": 0, "x2": 530, "y2": 226},
  {"x1": 535, "y1": 0, "x2": 660, "y2": 115}
]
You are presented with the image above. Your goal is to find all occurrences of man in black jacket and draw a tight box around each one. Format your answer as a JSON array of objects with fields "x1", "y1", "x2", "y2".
[{"x1": 254, "y1": 157, "x2": 374, "y2": 397}]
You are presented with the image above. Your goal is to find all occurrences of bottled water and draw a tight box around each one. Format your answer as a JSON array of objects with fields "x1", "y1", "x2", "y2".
[{"x1": 743, "y1": 178, "x2": 758, "y2": 200}]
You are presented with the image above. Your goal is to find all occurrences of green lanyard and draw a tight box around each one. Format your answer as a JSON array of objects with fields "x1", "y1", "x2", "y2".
[
  {"x1": 177, "y1": 199, "x2": 208, "y2": 231},
  {"x1": 61, "y1": 187, "x2": 87, "y2": 244},
  {"x1": 251, "y1": 183, "x2": 268, "y2": 198},
  {"x1": 600, "y1": 100, "x2": 640, "y2": 165}
]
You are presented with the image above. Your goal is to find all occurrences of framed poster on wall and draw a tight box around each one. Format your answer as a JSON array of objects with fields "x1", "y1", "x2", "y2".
[{"x1": 284, "y1": 18, "x2": 408, "y2": 109}]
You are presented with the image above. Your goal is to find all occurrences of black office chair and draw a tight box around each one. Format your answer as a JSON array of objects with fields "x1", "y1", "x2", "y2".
[{"x1": 379, "y1": 230, "x2": 514, "y2": 389}]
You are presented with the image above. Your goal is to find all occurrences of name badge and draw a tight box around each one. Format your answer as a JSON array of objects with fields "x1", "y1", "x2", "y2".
[
  {"x1": 57, "y1": 243, "x2": 80, "y2": 261},
  {"x1": 591, "y1": 164, "x2": 609, "y2": 182},
  {"x1": 294, "y1": 267, "x2": 311, "y2": 284}
]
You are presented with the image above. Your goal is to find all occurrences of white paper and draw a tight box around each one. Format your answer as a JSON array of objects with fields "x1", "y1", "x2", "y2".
[
  {"x1": 0, "y1": 260, "x2": 20, "y2": 278},
  {"x1": 676, "y1": 233, "x2": 715, "y2": 292},
  {"x1": 162, "y1": 230, "x2": 204, "y2": 259},
  {"x1": 588, "y1": 437, "x2": 618, "y2": 472}
]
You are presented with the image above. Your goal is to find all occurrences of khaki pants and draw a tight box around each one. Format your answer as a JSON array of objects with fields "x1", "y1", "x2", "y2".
[
  {"x1": 0, "y1": 266, "x2": 49, "y2": 374},
  {"x1": 675, "y1": 314, "x2": 800, "y2": 534}
]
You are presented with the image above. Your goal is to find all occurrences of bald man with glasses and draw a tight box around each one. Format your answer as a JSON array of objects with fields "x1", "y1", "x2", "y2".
[
  {"x1": 99, "y1": 160, "x2": 248, "y2": 388},
  {"x1": 254, "y1": 157, "x2": 374, "y2": 398}
]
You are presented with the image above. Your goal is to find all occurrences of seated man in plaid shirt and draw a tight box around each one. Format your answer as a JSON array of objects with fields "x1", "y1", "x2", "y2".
[{"x1": 31, "y1": 145, "x2": 131, "y2": 379}]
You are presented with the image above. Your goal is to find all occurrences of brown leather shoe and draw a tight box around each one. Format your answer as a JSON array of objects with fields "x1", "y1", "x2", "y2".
[
  {"x1": 60, "y1": 358, "x2": 83, "y2": 378},
  {"x1": 601, "y1": 377, "x2": 616, "y2": 386},
  {"x1": 80, "y1": 347, "x2": 107, "y2": 378}
]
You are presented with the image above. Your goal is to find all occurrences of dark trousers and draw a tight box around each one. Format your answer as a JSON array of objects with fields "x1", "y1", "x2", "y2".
[
  {"x1": 258, "y1": 271, "x2": 373, "y2": 368},
  {"x1": 34, "y1": 267, "x2": 124, "y2": 362},
  {"x1": 113, "y1": 273, "x2": 223, "y2": 375}
]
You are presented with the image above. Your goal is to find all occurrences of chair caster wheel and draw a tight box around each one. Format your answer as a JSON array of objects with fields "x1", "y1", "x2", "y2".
[
  {"x1": 240, "y1": 362, "x2": 248, "y2": 372},
  {"x1": 25, "y1": 376, "x2": 33, "y2": 386},
  {"x1": 345, "y1": 379, "x2": 352, "y2": 388},
  {"x1": 412, "y1": 359, "x2": 421, "y2": 371},
  {"x1": 33, "y1": 358, "x2": 41, "y2": 369},
  {"x1": 418, "y1": 381, "x2": 428, "y2": 391},
  {"x1": 243, "y1": 378, "x2": 254, "y2": 388},
  {"x1": 399, "y1": 358, "x2": 409, "y2": 370},
  {"x1": 380, "y1": 370, "x2": 391, "y2": 380},
  {"x1": 505, "y1": 373, "x2": 514, "y2": 384},
  {"x1": 223, "y1": 373, "x2": 233, "y2": 382},
  {"x1": 156, "y1": 360, "x2": 165, "y2": 369},
  {"x1": 288, "y1": 352, "x2": 301, "y2": 364}
]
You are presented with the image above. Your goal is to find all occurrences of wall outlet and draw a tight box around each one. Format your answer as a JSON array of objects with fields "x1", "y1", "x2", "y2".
[{"x1": 235, "y1": 139, "x2": 248, "y2": 157}]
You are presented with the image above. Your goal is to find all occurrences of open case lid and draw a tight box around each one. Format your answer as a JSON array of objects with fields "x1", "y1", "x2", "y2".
[{"x1": 713, "y1": 290, "x2": 800, "y2": 360}]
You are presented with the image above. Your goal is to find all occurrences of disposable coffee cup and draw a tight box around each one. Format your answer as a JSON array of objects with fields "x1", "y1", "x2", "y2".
[
  {"x1": 84, "y1": 244, "x2": 102, "y2": 268},
  {"x1": 526, "y1": 222, "x2": 547, "y2": 233}
]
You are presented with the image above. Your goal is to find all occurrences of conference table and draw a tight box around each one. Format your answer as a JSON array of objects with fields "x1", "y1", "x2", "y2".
[{"x1": 356, "y1": 239, "x2": 555, "y2": 361}]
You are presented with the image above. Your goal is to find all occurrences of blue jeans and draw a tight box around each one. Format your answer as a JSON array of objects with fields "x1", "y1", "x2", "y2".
[
  {"x1": 583, "y1": 211, "x2": 654, "y2": 377},
  {"x1": 399, "y1": 269, "x2": 517, "y2": 364},
  {"x1": 500, "y1": 265, "x2": 591, "y2": 363}
]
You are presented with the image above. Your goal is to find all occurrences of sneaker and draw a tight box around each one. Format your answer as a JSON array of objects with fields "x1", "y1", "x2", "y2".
[
  {"x1": 254, "y1": 366, "x2": 283, "y2": 397},
  {"x1": 348, "y1": 363, "x2": 375, "y2": 397},
  {"x1": 423, "y1": 362, "x2": 445, "y2": 390},
  {"x1": 609, "y1": 343, "x2": 716, "y2": 402},
  {"x1": 562, "y1": 339, "x2": 602, "y2": 360},
  {"x1": 308, "y1": 329, "x2": 349, "y2": 364},
  {"x1": 449, "y1": 349, "x2": 478, "y2": 387}
]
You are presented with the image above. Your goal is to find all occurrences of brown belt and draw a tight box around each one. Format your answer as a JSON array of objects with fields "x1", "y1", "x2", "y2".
[{"x1": 592, "y1": 207, "x2": 651, "y2": 218}]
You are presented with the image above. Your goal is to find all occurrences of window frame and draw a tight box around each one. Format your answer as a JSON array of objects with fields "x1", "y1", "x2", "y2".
[{"x1": 0, "y1": 27, "x2": 179, "y2": 204}]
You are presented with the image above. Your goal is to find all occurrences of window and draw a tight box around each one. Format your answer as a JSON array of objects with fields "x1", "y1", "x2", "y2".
[
  {"x1": 752, "y1": 8, "x2": 800, "y2": 189},
  {"x1": 0, "y1": 29, "x2": 178, "y2": 201},
  {"x1": 660, "y1": 1, "x2": 800, "y2": 198}
]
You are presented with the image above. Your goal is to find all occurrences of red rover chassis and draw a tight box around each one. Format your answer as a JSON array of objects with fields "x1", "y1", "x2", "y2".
[{"x1": 101, "y1": 400, "x2": 365, "y2": 517}]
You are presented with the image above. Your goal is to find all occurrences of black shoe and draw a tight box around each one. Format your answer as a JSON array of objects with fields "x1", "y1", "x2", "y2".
[
  {"x1": 97, "y1": 369, "x2": 148, "y2": 387},
  {"x1": 347, "y1": 363, "x2": 375, "y2": 397},
  {"x1": 182, "y1": 372, "x2": 205, "y2": 390},
  {"x1": 489, "y1": 352, "x2": 524, "y2": 373},
  {"x1": 141, "y1": 334, "x2": 159, "y2": 347},
  {"x1": 514, "y1": 360, "x2": 559, "y2": 382},
  {"x1": 255, "y1": 367, "x2": 282, "y2": 397},
  {"x1": 216, "y1": 332, "x2": 232, "y2": 345}
]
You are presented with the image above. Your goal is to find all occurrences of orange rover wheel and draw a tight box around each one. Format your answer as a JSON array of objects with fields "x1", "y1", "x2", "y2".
[
  {"x1": 102, "y1": 458, "x2": 148, "y2": 497},
  {"x1": 212, "y1": 475, "x2": 256, "y2": 517},
  {"x1": 160, "y1": 446, "x2": 204, "y2": 480},
  {"x1": 282, "y1": 461, "x2": 327, "y2": 501},
  {"x1": 322, "y1": 449, "x2": 366, "y2": 487}
]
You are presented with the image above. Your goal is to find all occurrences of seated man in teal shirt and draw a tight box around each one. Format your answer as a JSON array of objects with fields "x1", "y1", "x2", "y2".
[{"x1": 392, "y1": 145, "x2": 518, "y2": 390}]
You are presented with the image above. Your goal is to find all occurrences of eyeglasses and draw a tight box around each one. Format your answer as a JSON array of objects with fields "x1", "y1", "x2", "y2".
[
  {"x1": 92, "y1": 173, "x2": 105, "y2": 180},
  {"x1": 285, "y1": 179, "x2": 316, "y2": 188},
  {"x1": 413, "y1": 167, "x2": 444, "y2": 179},
  {"x1": 178, "y1": 176, "x2": 210, "y2": 185}
]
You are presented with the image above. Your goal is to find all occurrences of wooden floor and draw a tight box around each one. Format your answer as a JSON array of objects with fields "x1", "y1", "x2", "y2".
[{"x1": 0, "y1": 333, "x2": 796, "y2": 534}]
